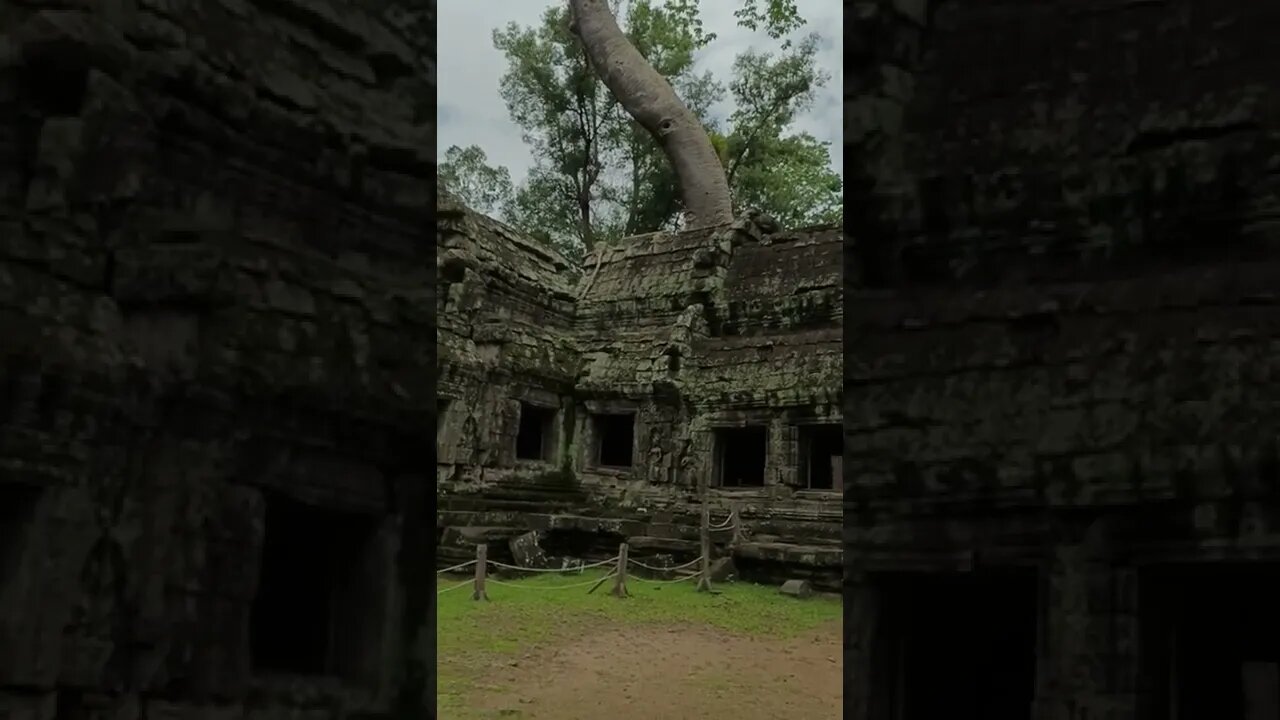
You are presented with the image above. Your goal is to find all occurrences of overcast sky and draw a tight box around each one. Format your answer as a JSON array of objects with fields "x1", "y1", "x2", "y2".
[{"x1": 437, "y1": 0, "x2": 843, "y2": 188}]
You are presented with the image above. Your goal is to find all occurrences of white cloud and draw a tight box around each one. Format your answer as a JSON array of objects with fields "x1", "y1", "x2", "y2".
[{"x1": 437, "y1": 0, "x2": 843, "y2": 187}]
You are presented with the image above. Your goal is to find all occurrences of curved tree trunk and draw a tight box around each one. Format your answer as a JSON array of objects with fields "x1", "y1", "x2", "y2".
[{"x1": 568, "y1": 0, "x2": 734, "y2": 229}]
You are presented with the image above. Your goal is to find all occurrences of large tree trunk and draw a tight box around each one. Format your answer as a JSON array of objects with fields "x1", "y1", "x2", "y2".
[{"x1": 568, "y1": 0, "x2": 734, "y2": 229}]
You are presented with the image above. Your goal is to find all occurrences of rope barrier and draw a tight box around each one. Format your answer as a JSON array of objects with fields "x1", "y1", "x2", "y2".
[
  {"x1": 627, "y1": 555, "x2": 702, "y2": 572},
  {"x1": 436, "y1": 559, "x2": 478, "y2": 575},
  {"x1": 627, "y1": 553, "x2": 674, "y2": 564},
  {"x1": 486, "y1": 573, "x2": 614, "y2": 590},
  {"x1": 436, "y1": 579, "x2": 473, "y2": 595},
  {"x1": 629, "y1": 571, "x2": 701, "y2": 585},
  {"x1": 487, "y1": 556, "x2": 617, "y2": 573}
]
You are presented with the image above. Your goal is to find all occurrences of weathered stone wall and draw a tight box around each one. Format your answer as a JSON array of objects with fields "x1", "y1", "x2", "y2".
[
  {"x1": 845, "y1": 0, "x2": 1280, "y2": 716},
  {"x1": 436, "y1": 196, "x2": 843, "y2": 589},
  {"x1": 436, "y1": 191, "x2": 578, "y2": 471},
  {"x1": 849, "y1": 0, "x2": 1280, "y2": 288},
  {"x1": 0, "y1": 2, "x2": 433, "y2": 718}
]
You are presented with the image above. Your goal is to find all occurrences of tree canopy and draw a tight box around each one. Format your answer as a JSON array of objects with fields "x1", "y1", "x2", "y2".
[
  {"x1": 438, "y1": 145, "x2": 514, "y2": 218},
  {"x1": 439, "y1": 0, "x2": 839, "y2": 263}
]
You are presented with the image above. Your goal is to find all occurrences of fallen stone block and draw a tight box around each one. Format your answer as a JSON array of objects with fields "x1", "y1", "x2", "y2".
[
  {"x1": 709, "y1": 556, "x2": 736, "y2": 582},
  {"x1": 779, "y1": 579, "x2": 813, "y2": 599},
  {"x1": 509, "y1": 530, "x2": 551, "y2": 569}
]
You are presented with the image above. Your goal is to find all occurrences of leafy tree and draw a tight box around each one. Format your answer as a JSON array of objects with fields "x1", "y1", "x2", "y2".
[
  {"x1": 567, "y1": 0, "x2": 812, "y2": 231},
  {"x1": 721, "y1": 34, "x2": 842, "y2": 228},
  {"x1": 477, "y1": 0, "x2": 839, "y2": 260},
  {"x1": 438, "y1": 144, "x2": 514, "y2": 217},
  {"x1": 733, "y1": 0, "x2": 804, "y2": 41},
  {"x1": 732, "y1": 132, "x2": 842, "y2": 228},
  {"x1": 506, "y1": 165, "x2": 588, "y2": 263},
  {"x1": 494, "y1": 1, "x2": 719, "y2": 254},
  {"x1": 569, "y1": 0, "x2": 732, "y2": 228}
]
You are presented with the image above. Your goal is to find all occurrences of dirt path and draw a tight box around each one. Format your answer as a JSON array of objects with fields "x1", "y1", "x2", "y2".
[{"x1": 463, "y1": 620, "x2": 842, "y2": 719}]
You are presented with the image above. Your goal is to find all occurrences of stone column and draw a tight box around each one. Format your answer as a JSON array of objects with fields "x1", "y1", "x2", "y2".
[
  {"x1": 1034, "y1": 519, "x2": 1140, "y2": 720},
  {"x1": 845, "y1": 571, "x2": 886, "y2": 720}
]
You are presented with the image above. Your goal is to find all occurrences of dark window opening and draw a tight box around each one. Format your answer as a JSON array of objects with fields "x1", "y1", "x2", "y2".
[
  {"x1": 1143, "y1": 564, "x2": 1280, "y2": 720},
  {"x1": 542, "y1": 528, "x2": 627, "y2": 560},
  {"x1": 714, "y1": 427, "x2": 767, "y2": 487},
  {"x1": 436, "y1": 398, "x2": 450, "y2": 443},
  {"x1": 919, "y1": 175, "x2": 951, "y2": 238},
  {"x1": 515, "y1": 402, "x2": 555, "y2": 461},
  {"x1": 878, "y1": 569, "x2": 1038, "y2": 720},
  {"x1": 593, "y1": 414, "x2": 635, "y2": 468},
  {"x1": 37, "y1": 375, "x2": 65, "y2": 429},
  {"x1": 799, "y1": 424, "x2": 842, "y2": 490},
  {"x1": 1, "y1": 485, "x2": 39, "y2": 594},
  {"x1": 21, "y1": 58, "x2": 89, "y2": 116},
  {"x1": 250, "y1": 494, "x2": 378, "y2": 678}
]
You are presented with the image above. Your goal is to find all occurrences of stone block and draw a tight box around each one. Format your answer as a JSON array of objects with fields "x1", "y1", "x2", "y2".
[
  {"x1": 708, "y1": 556, "x2": 736, "y2": 583},
  {"x1": 779, "y1": 579, "x2": 813, "y2": 599},
  {"x1": 509, "y1": 530, "x2": 550, "y2": 569}
]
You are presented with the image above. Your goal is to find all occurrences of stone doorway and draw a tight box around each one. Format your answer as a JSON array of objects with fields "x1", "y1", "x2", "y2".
[
  {"x1": 1142, "y1": 563, "x2": 1280, "y2": 720},
  {"x1": 591, "y1": 413, "x2": 635, "y2": 468},
  {"x1": 876, "y1": 568, "x2": 1039, "y2": 720},
  {"x1": 249, "y1": 492, "x2": 383, "y2": 679},
  {"x1": 798, "y1": 424, "x2": 842, "y2": 490},
  {"x1": 713, "y1": 427, "x2": 767, "y2": 487},
  {"x1": 515, "y1": 402, "x2": 556, "y2": 461},
  {"x1": 0, "y1": 484, "x2": 39, "y2": 607}
]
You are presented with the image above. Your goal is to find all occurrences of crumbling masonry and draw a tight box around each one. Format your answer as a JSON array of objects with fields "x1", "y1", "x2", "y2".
[
  {"x1": 845, "y1": 0, "x2": 1280, "y2": 718},
  {"x1": 1, "y1": 2, "x2": 434, "y2": 719},
  {"x1": 436, "y1": 192, "x2": 843, "y2": 591}
]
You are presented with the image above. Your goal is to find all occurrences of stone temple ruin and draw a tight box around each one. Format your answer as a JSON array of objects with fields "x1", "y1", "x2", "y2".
[
  {"x1": 845, "y1": 0, "x2": 1280, "y2": 718},
  {"x1": 436, "y1": 190, "x2": 843, "y2": 591},
  {"x1": 2, "y1": 2, "x2": 433, "y2": 719}
]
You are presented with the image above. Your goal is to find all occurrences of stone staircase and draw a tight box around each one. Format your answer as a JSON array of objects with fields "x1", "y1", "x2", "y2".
[{"x1": 435, "y1": 475, "x2": 843, "y2": 591}]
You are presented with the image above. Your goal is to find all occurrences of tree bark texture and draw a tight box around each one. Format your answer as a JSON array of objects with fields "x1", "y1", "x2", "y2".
[{"x1": 568, "y1": 0, "x2": 734, "y2": 228}]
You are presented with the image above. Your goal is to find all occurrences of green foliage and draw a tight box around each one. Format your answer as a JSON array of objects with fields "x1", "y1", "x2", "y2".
[
  {"x1": 473, "y1": 0, "x2": 840, "y2": 261},
  {"x1": 708, "y1": 130, "x2": 731, "y2": 166},
  {"x1": 507, "y1": 165, "x2": 587, "y2": 263},
  {"x1": 723, "y1": 34, "x2": 843, "y2": 227},
  {"x1": 438, "y1": 144, "x2": 515, "y2": 217},
  {"x1": 732, "y1": 133, "x2": 843, "y2": 227},
  {"x1": 734, "y1": 0, "x2": 805, "y2": 42},
  {"x1": 493, "y1": 0, "x2": 720, "y2": 254}
]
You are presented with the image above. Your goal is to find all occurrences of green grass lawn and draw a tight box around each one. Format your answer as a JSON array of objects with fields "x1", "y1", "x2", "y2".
[{"x1": 437, "y1": 569, "x2": 841, "y2": 718}]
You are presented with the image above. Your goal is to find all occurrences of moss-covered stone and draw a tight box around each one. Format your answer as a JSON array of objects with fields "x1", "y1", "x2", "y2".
[{"x1": 437, "y1": 192, "x2": 843, "y2": 591}]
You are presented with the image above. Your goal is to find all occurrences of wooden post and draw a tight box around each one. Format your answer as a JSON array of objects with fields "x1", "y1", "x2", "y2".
[
  {"x1": 611, "y1": 542, "x2": 629, "y2": 598},
  {"x1": 472, "y1": 543, "x2": 489, "y2": 601},
  {"x1": 696, "y1": 500, "x2": 713, "y2": 592}
]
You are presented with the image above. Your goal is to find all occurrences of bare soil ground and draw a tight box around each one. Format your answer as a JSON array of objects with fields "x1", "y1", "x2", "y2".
[{"x1": 459, "y1": 620, "x2": 842, "y2": 719}]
